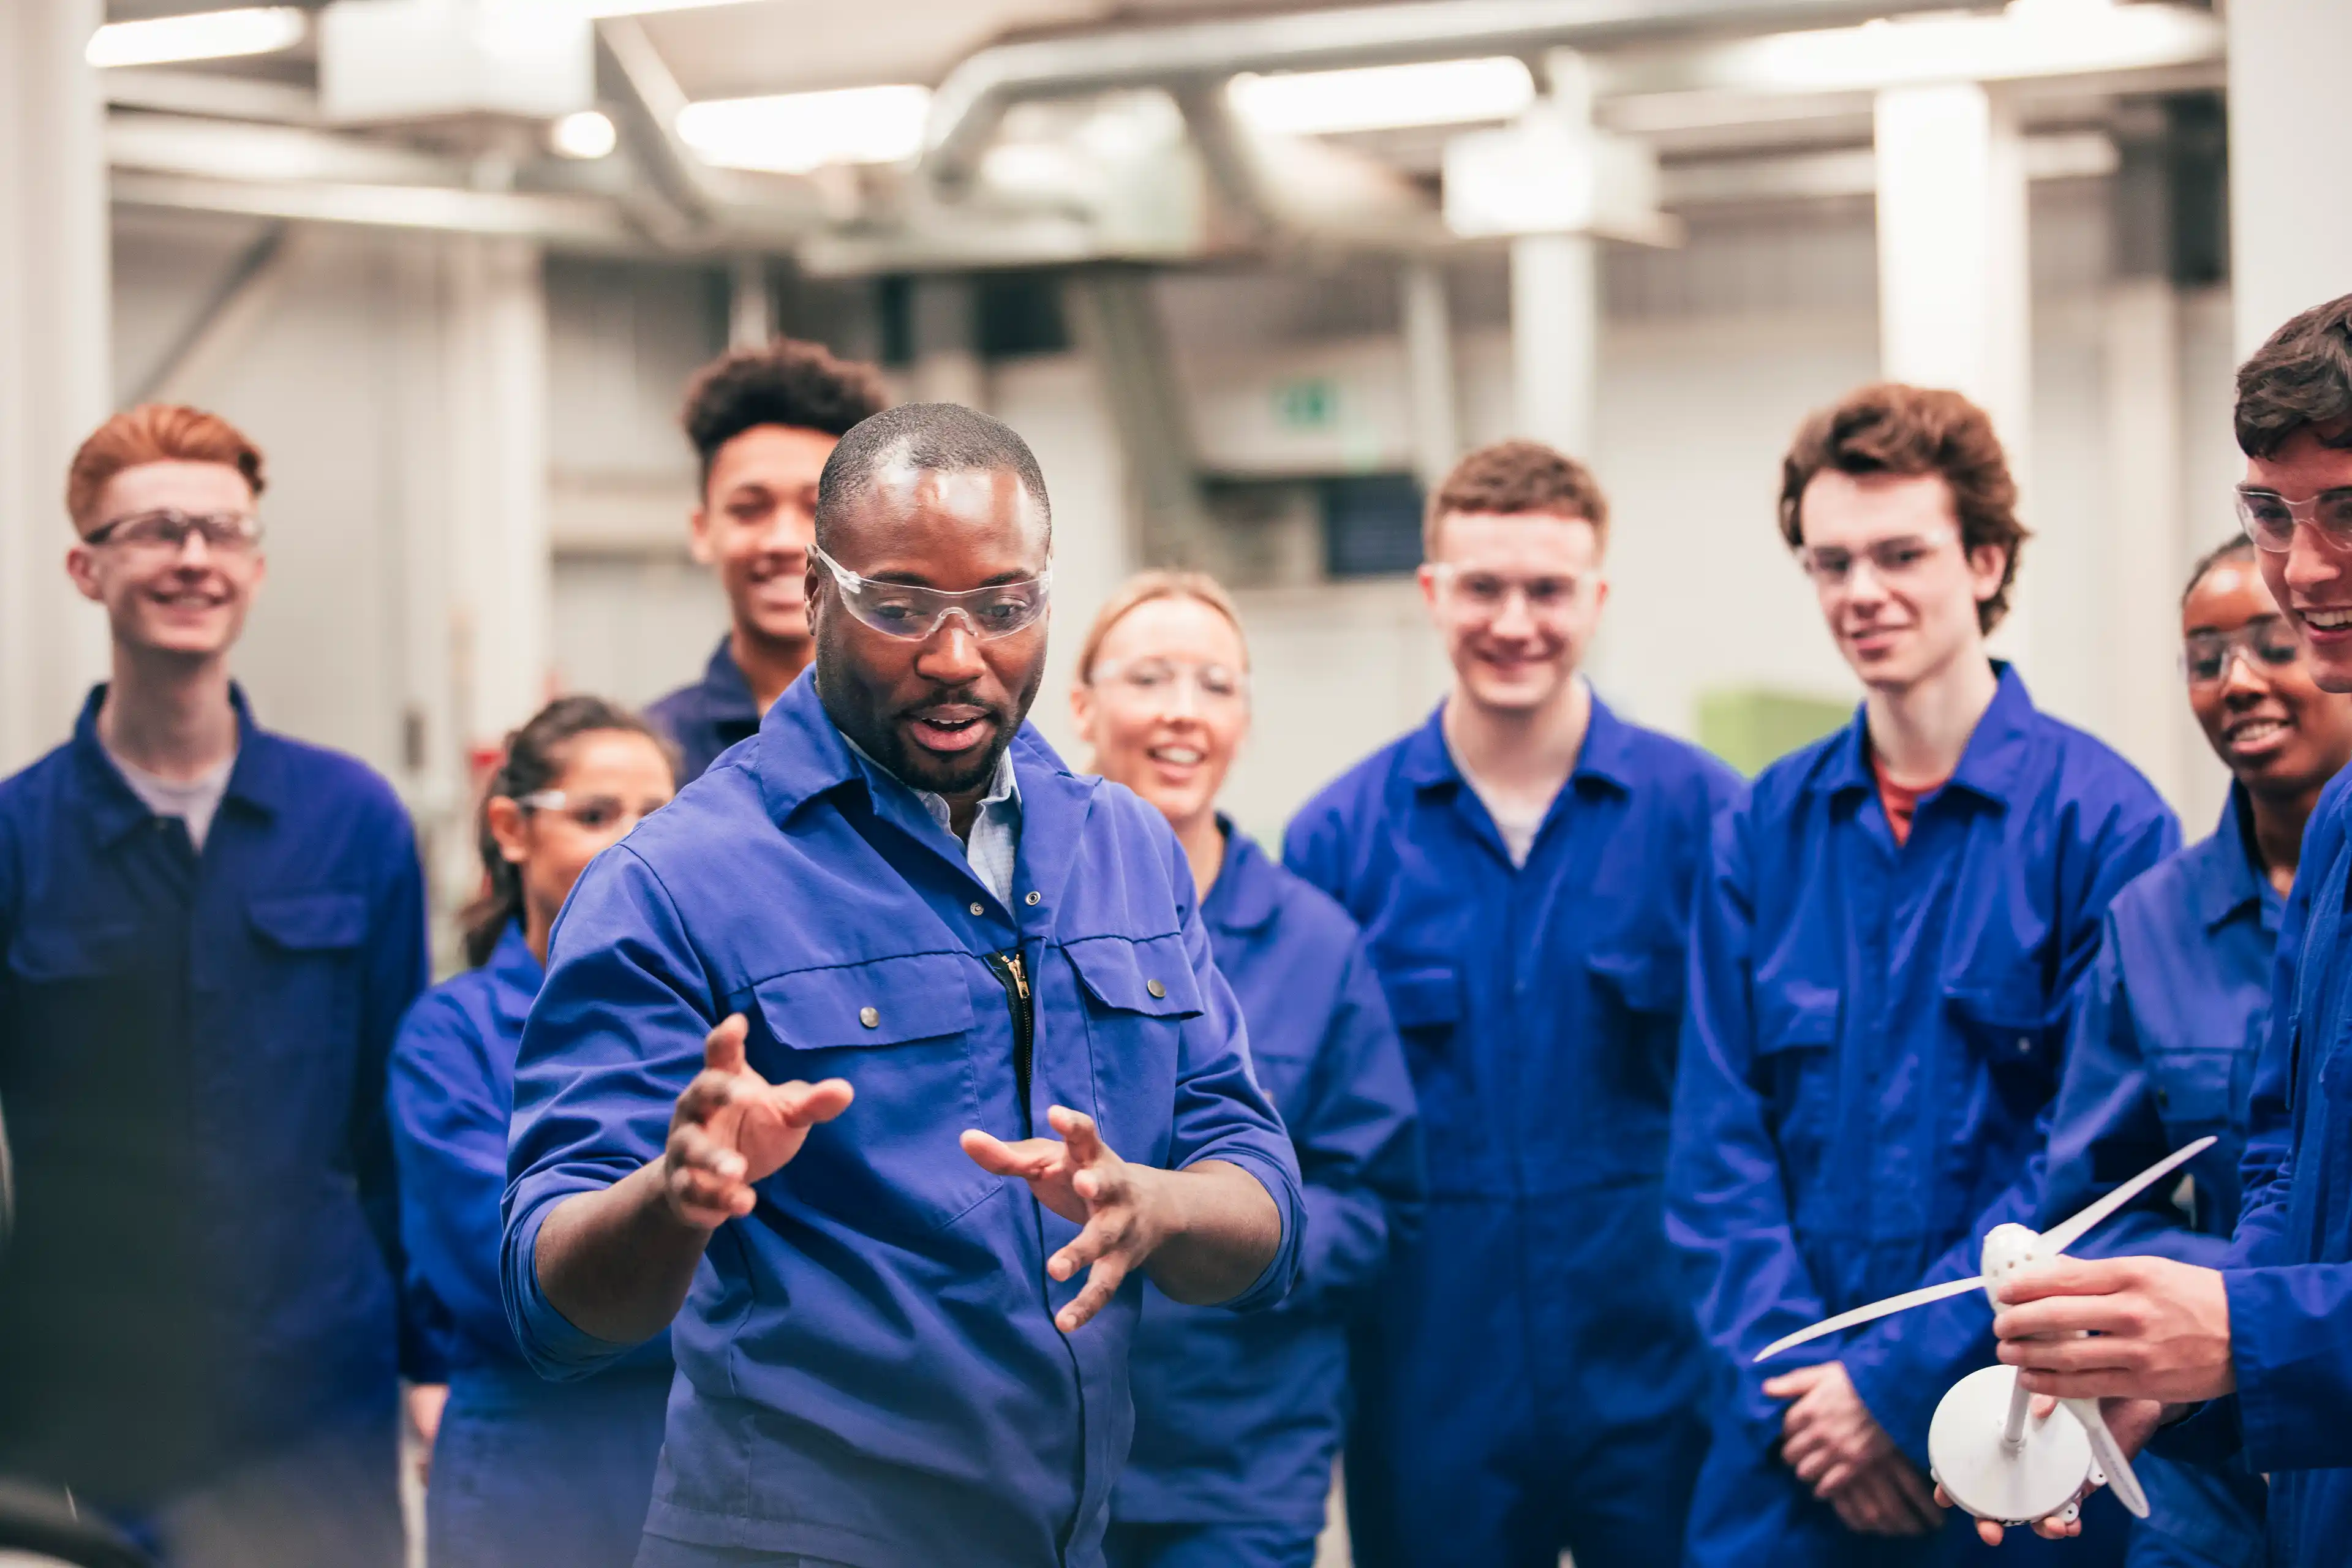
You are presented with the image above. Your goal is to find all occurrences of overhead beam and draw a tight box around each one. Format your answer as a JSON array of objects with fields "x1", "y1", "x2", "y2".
[
  {"x1": 110, "y1": 170, "x2": 638, "y2": 245},
  {"x1": 130, "y1": 221, "x2": 297, "y2": 405}
]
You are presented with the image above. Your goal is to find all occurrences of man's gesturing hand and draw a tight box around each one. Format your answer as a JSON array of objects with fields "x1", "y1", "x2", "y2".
[
  {"x1": 962, "y1": 1106, "x2": 1167, "y2": 1334},
  {"x1": 663, "y1": 1014, "x2": 854, "y2": 1229},
  {"x1": 1994, "y1": 1256, "x2": 2236, "y2": 1403}
]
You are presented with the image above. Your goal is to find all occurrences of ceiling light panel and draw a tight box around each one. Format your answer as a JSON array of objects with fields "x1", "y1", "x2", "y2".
[
  {"x1": 676, "y1": 84, "x2": 932, "y2": 175},
  {"x1": 87, "y1": 6, "x2": 307, "y2": 69},
  {"x1": 1227, "y1": 57, "x2": 1536, "y2": 138}
]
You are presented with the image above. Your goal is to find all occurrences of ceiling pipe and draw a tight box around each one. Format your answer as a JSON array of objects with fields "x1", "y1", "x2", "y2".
[{"x1": 921, "y1": 0, "x2": 1987, "y2": 187}]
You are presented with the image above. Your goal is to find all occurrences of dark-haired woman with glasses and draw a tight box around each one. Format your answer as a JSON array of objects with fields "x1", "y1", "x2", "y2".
[
  {"x1": 2035, "y1": 537, "x2": 2352, "y2": 1568},
  {"x1": 389, "y1": 696, "x2": 678, "y2": 1568}
]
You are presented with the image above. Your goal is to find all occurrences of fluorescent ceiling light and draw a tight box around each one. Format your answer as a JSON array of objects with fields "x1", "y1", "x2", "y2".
[
  {"x1": 676, "y1": 85, "x2": 931, "y2": 175},
  {"x1": 87, "y1": 6, "x2": 306, "y2": 69},
  {"x1": 551, "y1": 110, "x2": 618, "y2": 160},
  {"x1": 492, "y1": 0, "x2": 783, "y2": 17},
  {"x1": 1228, "y1": 57, "x2": 1535, "y2": 138}
]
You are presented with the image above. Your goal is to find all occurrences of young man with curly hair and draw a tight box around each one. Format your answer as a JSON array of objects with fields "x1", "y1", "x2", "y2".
[{"x1": 647, "y1": 339, "x2": 891, "y2": 780}]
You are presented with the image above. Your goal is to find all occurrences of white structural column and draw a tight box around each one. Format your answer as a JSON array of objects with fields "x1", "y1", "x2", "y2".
[
  {"x1": 443, "y1": 236, "x2": 553, "y2": 765},
  {"x1": 1873, "y1": 81, "x2": 2034, "y2": 660},
  {"x1": 910, "y1": 276, "x2": 987, "y2": 410},
  {"x1": 1510, "y1": 233, "x2": 1599, "y2": 462},
  {"x1": 2226, "y1": 0, "x2": 2352, "y2": 352},
  {"x1": 0, "y1": 0, "x2": 111, "y2": 773},
  {"x1": 728, "y1": 254, "x2": 774, "y2": 350},
  {"x1": 2101, "y1": 279, "x2": 2196, "y2": 810},
  {"x1": 1400, "y1": 258, "x2": 1461, "y2": 491}
]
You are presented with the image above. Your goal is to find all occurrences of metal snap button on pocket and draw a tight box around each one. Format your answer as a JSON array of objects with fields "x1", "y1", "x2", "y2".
[
  {"x1": 1145, "y1": 979, "x2": 1166, "y2": 1000},
  {"x1": 1025, "y1": 891, "x2": 1041, "y2": 906},
  {"x1": 859, "y1": 1006, "x2": 880, "y2": 1028}
]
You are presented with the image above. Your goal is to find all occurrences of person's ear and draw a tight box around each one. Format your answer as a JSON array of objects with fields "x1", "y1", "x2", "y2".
[
  {"x1": 1416, "y1": 562, "x2": 1443, "y2": 621},
  {"x1": 1069, "y1": 677, "x2": 1098, "y2": 750},
  {"x1": 64, "y1": 543, "x2": 104, "y2": 604},
  {"x1": 1967, "y1": 542, "x2": 2010, "y2": 604},
  {"x1": 688, "y1": 503, "x2": 715, "y2": 567},
  {"x1": 485, "y1": 796, "x2": 533, "y2": 867}
]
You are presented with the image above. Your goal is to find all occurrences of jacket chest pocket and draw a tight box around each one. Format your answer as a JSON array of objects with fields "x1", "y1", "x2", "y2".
[
  {"x1": 1753, "y1": 982, "x2": 1840, "y2": 1154},
  {"x1": 1065, "y1": 933, "x2": 1201, "y2": 1170},
  {"x1": 1586, "y1": 946, "x2": 1686, "y2": 1109},
  {"x1": 4, "y1": 921, "x2": 154, "y2": 1108},
  {"x1": 750, "y1": 952, "x2": 993, "y2": 1234},
  {"x1": 1943, "y1": 977, "x2": 2064, "y2": 1115},
  {"x1": 2150, "y1": 1047, "x2": 2242, "y2": 1136},
  {"x1": 246, "y1": 890, "x2": 369, "y2": 1056},
  {"x1": 1371, "y1": 957, "x2": 1461, "y2": 1058}
]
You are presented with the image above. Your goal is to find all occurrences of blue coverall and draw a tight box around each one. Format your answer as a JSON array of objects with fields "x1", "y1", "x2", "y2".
[
  {"x1": 1667, "y1": 666, "x2": 2178, "y2": 1567},
  {"x1": 2153, "y1": 767, "x2": 2352, "y2": 1567},
  {"x1": 500, "y1": 674, "x2": 1305, "y2": 1568},
  {"x1": 1108, "y1": 825, "x2": 1423, "y2": 1568},
  {"x1": 389, "y1": 921, "x2": 672, "y2": 1568},
  {"x1": 1284, "y1": 694, "x2": 1739, "y2": 1568},
  {"x1": 645, "y1": 638, "x2": 761, "y2": 783},
  {"x1": 0, "y1": 686, "x2": 428, "y2": 1567},
  {"x1": 2038, "y1": 788, "x2": 2276, "y2": 1568}
]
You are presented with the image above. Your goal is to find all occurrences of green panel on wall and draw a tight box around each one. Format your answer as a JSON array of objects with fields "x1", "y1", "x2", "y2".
[{"x1": 1696, "y1": 687, "x2": 1852, "y2": 777}]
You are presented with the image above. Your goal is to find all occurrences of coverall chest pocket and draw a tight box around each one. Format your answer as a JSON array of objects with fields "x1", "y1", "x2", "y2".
[
  {"x1": 1753, "y1": 982, "x2": 1839, "y2": 1185},
  {"x1": 246, "y1": 890, "x2": 369, "y2": 1055},
  {"x1": 2150, "y1": 1047, "x2": 2242, "y2": 1139},
  {"x1": 1586, "y1": 946, "x2": 1686, "y2": 1112},
  {"x1": 750, "y1": 954, "x2": 993, "y2": 1234},
  {"x1": 1066, "y1": 933, "x2": 1201, "y2": 1170},
  {"x1": 1945, "y1": 979, "x2": 2062, "y2": 1115},
  {"x1": 4, "y1": 922, "x2": 150, "y2": 1107}
]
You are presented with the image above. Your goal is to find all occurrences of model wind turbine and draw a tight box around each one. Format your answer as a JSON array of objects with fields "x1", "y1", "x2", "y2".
[{"x1": 1755, "y1": 1136, "x2": 2217, "y2": 1529}]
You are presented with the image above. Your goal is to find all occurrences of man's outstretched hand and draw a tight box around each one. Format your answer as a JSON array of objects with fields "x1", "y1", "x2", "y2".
[
  {"x1": 663, "y1": 1014, "x2": 854, "y2": 1229},
  {"x1": 962, "y1": 1106, "x2": 1172, "y2": 1334},
  {"x1": 1994, "y1": 1256, "x2": 2235, "y2": 1403}
]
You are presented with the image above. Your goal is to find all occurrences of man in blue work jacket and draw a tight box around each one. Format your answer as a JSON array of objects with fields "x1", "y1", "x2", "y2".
[
  {"x1": 1666, "y1": 383, "x2": 2177, "y2": 1566},
  {"x1": 646, "y1": 337, "x2": 891, "y2": 780},
  {"x1": 1994, "y1": 295, "x2": 2352, "y2": 1567},
  {"x1": 2029, "y1": 535, "x2": 2352, "y2": 1568},
  {"x1": 1286, "y1": 440, "x2": 1740, "y2": 1568},
  {"x1": 0, "y1": 404, "x2": 429, "y2": 1566},
  {"x1": 501, "y1": 401, "x2": 1304, "y2": 1568}
]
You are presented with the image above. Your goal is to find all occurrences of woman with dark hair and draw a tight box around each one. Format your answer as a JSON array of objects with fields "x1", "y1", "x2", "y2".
[{"x1": 389, "y1": 696, "x2": 677, "y2": 1568}]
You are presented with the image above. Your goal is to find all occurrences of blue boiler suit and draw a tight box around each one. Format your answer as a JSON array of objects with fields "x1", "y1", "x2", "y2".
[
  {"x1": 390, "y1": 922, "x2": 672, "y2": 1568},
  {"x1": 1667, "y1": 666, "x2": 2178, "y2": 1568},
  {"x1": 2154, "y1": 769, "x2": 2352, "y2": 1567},
  {"x1": 2038, "y1": 789, "x2": 2277, "y2": 1568},
  {"x1": 1284, "y1": 694, "x2": 1739, "y2": 1568},
  {"x1": 1108, "y1": 826, "x2": 1423, "y2": 1568},
  {"x1": 646, "y1": 638, "x2": 761, "y2": 783},
  {"x1": 0, "y1": 686, "x2": 428, "y2": 1567},
  {"x1": 500, "y1": 675, "x2": 1305, "y2": 1568}
]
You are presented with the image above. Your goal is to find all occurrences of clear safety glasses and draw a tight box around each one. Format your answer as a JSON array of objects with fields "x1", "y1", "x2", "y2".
[
  {"x1": 812, "y1": 543, "x2": 1050, "y2": 641},
  {"x1": 2183, "y1": 615, "x2": 2302, "y2": 687},
  {"x1": 1792, "y1": 528, "x2": 1957, "y2": 589},
  {"x1": 2235, "y1": 486, "x2": 2352, "y2": 553},
  {"x1": 1090, "y1": 657, "x2": 1249, "y2": 712},
  {"x1": 84, "y1": 508, "x2": 264, "y2": 556},
  {"x1": 1425, "y1": 564, "x2": 1594, "y2": 625},
  {"x1": 518, "y1": 790, "x2": 669, "y2": 834}
]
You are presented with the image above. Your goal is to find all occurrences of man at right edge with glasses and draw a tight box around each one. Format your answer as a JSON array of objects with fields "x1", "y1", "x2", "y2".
[
  {"x1": 1987, "y1": 295, "x2": 2352, "y2": 1568},
  {"x1": 500, "y1": 403, "x2": 1301, "y2": 1568},
  {"x1": 1667, "y1": 383, "x2": 2177, "y2": 1567}
]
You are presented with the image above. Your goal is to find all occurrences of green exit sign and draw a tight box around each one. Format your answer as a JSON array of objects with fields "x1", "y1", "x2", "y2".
[{"x1": 1273, "y1": 377, "x2": 1338, "y2": 429}]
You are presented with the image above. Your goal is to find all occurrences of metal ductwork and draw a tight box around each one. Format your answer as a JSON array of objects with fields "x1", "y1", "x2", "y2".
[{"x1": 921, "y1": 0, "x2": 1996, "y2": 186}]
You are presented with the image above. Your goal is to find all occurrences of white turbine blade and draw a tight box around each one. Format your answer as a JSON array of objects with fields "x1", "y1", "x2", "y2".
[
  {"x1": 2041, "y1": 1134, "x2": 2219, "y2": 1257},
  {"x1": 1754, "y1": 1276, "x2": 1985, "y2": 1363},
  {"x1": 2068, "y1": 1397, "x2": 2150, "y2": 1518}
]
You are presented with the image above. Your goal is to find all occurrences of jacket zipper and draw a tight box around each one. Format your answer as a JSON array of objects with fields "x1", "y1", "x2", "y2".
[{"x1": 983, "y1": 949, "x2": 1034, "y2": 1138}]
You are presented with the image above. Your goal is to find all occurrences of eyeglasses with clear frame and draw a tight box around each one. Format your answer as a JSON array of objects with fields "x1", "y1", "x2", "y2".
[
  {"x1": 83, "y1": 508, "x2": 264, "y2": 556},
  {"x1": 2182, "y1": 615, "x2": 2302, "y2": 687},
  {"x1": 516, "y1": 790, "x2": 669, "y2": 834},
  {"x1": 810, "y1": 543, "x2": 1051, "y2": 641},
  {"x1": 1089, "y1": 657, "x2": 1248, "y2": 712},
  {"x1": 1792, "y1": 528, "x2": 1957, "y2": 589},
  {"x1": 1425, "y1": 563, "x2": 1594, "y2": 624},
  {"x1": 2233, "y1": 487, "x2": 2352, "y2": 553}
]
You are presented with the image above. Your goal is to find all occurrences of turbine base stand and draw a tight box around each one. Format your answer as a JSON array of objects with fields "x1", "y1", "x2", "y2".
[{"x1": 1928, "y1": 1366, "x2": 2092, "y2": 1525}]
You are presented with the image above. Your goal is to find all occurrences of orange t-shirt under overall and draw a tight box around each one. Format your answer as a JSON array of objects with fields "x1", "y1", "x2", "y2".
[{"x1": 1871, "y1": 755, "x2": 1948, "y2": 846}]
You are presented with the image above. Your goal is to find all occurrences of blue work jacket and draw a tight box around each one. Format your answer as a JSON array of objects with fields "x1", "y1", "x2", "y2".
[
  {"x1": 645, "y1": 638, "x2": 761, "y2": 783},
  {"x1": 1115, "y1": 826, "x2": 1422, "y2": 1532},
  {"x1": 1667, "y1": 666, "x2": 2178, "y2": 1564},
  {"x1": 500, "y1": 673, "x2": 1305, "y2": 1568},
  {"x1": 0, "y1": 685, "x2": 428, "y2": 1510},
  {"x1": 2186, "y1": 769, "x2": 2352, "y2": 1566},
  {"x1": 2040, "y1": 789, "x2": 2277, "y2": 1568}
]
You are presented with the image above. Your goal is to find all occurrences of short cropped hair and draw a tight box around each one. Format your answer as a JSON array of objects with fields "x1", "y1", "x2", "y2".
[
  {"x1": 2182, "y1": 535, "x2": 2256, "y2": 608},
  {"x1": 67, "y1": 403, "x2": 265, "y2": 535},
  {"x1": 813, "y1": 403, "x2": 1051, "y2": 552},
  {"x1": 1077, "y1": 570, "x2": 1248, "y2": 684},
  {"x1": 1777, "y1": 383, "x2": 2027, "y2": 634},
  {"x1": 2234, "y1": 294, "x2": 2352, "y2": 459},
  {"x1": 1425, "y1": 440, "x2": 1610, "y2": 555},
  {"x1": 680, "y1": 338, "x2": 892, "y2": 490}
]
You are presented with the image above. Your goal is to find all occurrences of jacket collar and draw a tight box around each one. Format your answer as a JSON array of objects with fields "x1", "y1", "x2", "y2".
[
  {"x1": 1203, "y1": 817, "x2": 1281, "y2": 935},
  {"x1": 1395, "y1": 684, "x2": 1638, "y2": 797},
  {"x1": 2190, "y1": 782, "x2": 2282, "y2": 934},
  {"x1": 1820, "y1": 661, "x2": 2038, "y2": 809},
  {"x1": 696, "y1": 638, "x2": 761, "y2": 723},
  {"x1": 72, "y1": 682, "x2": 282, "y2": 850},
  {"x1": 484, "y1": 919, "x2": 548, "y2": 1031}
]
